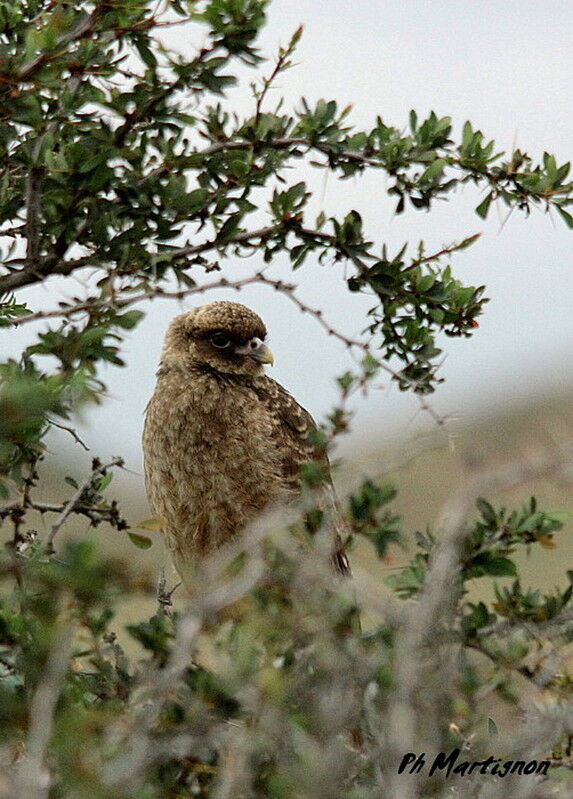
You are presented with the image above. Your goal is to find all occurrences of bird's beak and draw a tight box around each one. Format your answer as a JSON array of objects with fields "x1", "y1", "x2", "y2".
[
  {"x1": 255, "y1": 344, "x2": 274, "y2": 366},
  {"x1": 235, "y1": 339, "x2": 275, "y2": 366}
]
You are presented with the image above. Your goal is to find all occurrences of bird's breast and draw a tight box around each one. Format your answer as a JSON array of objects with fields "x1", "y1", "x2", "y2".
[{"x1": 142, "y1": 372, "x2": 288, "y2": 557}]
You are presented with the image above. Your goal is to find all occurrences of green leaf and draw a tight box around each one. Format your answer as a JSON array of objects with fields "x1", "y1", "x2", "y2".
[
  {"x1": 417, "y1": 274, "x2": 435, "y2": 292},
  {"x1": 97, "y1": 472, "x2": 113, "y2": 492},
  {"x1": 457, "y1": 233, "x2": 481, "y2": 250},
  {"x1": 300, "y1": 460, "x2": 328, "y2": 487},
  {"x1": 461, "y1": 120, "x2": 474, "y2": 150},
  {"x1": 476, "y1": 497, "x2": 497, "y2": 525},
  {"x1": 216, "y1": 214, "x2": 243, "y2": 242},
  {"x1": 134, "y1": 38, "x2": 158, "y2": 68},
  {"x1": 115, "y1": 311, "x2": 145, "y2": 330},
  {"x1": 289, "y1": 24, "x2": 303, "y2": 48},
  {"x1": 464, "y1": 553, "x2": 517, "y2": 580},
  {"x1": 127, "y1": 531, "x2": 153, "y2": 549},
  {"x1": 420, "y1": 158, "x2": 447, "y2": 183},
  {"x1": 556, "y1": 205, "x2": 573, "y2": 228},
  {"x1": 409, "y1": 109, "x2": 418, "y2": 133},
  {"x1": 475, "y1": 193, "x2": 493, "y2": 219}
]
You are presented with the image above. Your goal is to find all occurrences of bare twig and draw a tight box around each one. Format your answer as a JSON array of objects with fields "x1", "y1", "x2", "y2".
[
  {"x1": 25, "y1": 168, "x2": 42, "y2": 265},
  {"x1": 1, "y1": 499, "x2": 108, "y2": 518},
  {"x1": 48, "y1": 419, "x2": 90, "y2": 451},
  {"x1": 156, "y1": 569, "x2": 181, "y2": 612},
  {"x1": 254, "y1": 27, "x2": 302, "y2": 123}
]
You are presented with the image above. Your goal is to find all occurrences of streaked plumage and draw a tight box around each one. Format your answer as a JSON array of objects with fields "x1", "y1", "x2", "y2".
[{"x1": 142, "y1": 301, "x2": 349, "y2": 581}]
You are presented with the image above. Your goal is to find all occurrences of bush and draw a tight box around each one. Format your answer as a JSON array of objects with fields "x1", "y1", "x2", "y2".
[{"x1": 0, "y1": 2, "x2": 572, "y2": 797}]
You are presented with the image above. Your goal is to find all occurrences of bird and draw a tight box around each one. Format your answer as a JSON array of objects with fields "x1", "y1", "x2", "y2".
[{"x1": 142, "y1": 300, "x2": 350, "y2": 584}]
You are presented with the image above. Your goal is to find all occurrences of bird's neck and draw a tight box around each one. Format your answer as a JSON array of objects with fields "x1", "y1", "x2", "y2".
[{"x1": 157, "y1": 357, "x2": 263, "y2": 383}]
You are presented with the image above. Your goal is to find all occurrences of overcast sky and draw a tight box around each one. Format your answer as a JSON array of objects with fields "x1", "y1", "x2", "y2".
[{"x1": 4, "y1": 1, "x2": 572, "y2": 494}]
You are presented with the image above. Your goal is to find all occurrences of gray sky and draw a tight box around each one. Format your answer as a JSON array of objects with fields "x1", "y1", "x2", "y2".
[{"x1": 3, "y1": 1, "x2": 572, "y2": 497}]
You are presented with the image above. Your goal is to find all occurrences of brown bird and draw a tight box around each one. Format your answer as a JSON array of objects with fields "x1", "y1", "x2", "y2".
[{"x1": 142, "y1": 300, "x2": 349, "y2": 583}]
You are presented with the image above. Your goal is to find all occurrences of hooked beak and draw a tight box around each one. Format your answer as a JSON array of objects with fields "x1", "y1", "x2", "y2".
[
  {"x1": 256, "y1": 344, "x2": 275, "y2": 365},
  {"x1": 235, "y1": 338, "x2": 275, "y2": 366}
]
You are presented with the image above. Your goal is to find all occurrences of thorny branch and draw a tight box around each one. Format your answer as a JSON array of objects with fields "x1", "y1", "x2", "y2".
[
  {"x1": 476, "y1": 607, "x2": 573, "y2": 639},
  {"x1": 48, "y1": 419, "x2": 90, "y2": 451},
  {"x1": 195, "y1": 136, "x2": 573, "y2": 204},
  {"x1": 9, "y1": 271, "x2": 448, "y2": 424},
  {"x1": 0, "y1": 225, "x2": 284, "y2": 293}
]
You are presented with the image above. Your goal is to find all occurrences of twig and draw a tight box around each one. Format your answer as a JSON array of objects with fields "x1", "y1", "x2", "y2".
[
  {"x1": 254, "y1": 27, "x2": 302, "y2": 123},
  {"x1": 25, "y1": 168, "x2": 42, "y2": 265},
  {"x1": 400, "y1": 233, "x2": 481, "y2": 272},
  {"x1": 1, "y1": 499, "x2": 108, "y2": 518},
  {"x1": 41, "y1": 457, "x2": 124, "y2": 553},
  {"x1": 156, "y1": 569, "x2": 180, "y2": 612},
  {"x1": 476, "y1": 607, "x2": 573, "y2": 639},
  {"x1": 48, "y1": 419, "x2": 90, "y2": 451}
]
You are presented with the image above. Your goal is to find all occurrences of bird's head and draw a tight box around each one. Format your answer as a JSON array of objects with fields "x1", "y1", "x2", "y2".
[{"x1": 161, "y1": 301, "x2": 275, "y2": 376}]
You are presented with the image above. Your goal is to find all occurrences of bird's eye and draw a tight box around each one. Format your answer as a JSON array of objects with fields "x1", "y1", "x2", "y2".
[{"x1": 210, "y1": 332, "x2": 231, "y2": 348}]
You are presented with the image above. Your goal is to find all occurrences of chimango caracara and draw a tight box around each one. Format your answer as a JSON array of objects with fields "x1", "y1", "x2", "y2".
[{"x1": 142, "y1": 301, "x2": 349, "y2": 582}]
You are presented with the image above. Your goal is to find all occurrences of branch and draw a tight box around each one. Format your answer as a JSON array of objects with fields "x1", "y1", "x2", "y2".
[
  {"x1": 48, "y1": 419, "x2": 90, "y2": 451},
  {"x1": 25, "y1": 168, "x2": 42, "y2": 264},
  {"x1": 384, "y1": 446, "x2": 573, "y2": 799},
  {"x1": 254, "y1": 27, "x2": 303, "y2": 123},
  {"x1": 476, "y1": 607, "x2": 573, "y2": 639},
  {"x1": 41, "y1": 457, "x2": 124, "y2": 553},
  {"x1": 14, "y1": 610, "x2": 73, "y2": 799},
  {"x1": 105, "y1": 520, "x2": 269, "y2": 790},
  {"x1": 10, "y1": 270, "x2": 449, "y2": 424},
  {"x1": 400, "y1": 234, "x2": 482, "y2": 273},
  {"x1": 16, "y1": 7, "x2": 103, "y2": 81},
  {"x1": 0, "y1": 224, "x2": 286, "y2": 294}
]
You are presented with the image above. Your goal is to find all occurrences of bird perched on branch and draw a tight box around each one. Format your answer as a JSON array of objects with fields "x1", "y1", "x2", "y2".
[{"x1": 142, "y1": 300, "x2": 349, "y2": 583}]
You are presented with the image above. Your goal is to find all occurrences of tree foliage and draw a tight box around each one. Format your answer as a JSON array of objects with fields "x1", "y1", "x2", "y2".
[{"x1": 0, "y1": 2, "x2": 572, "y2": 797}]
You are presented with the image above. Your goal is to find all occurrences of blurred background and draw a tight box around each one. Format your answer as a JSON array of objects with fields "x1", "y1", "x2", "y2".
[{"x1": 1, "y1": 0, "x2": 572, "y2": 614}]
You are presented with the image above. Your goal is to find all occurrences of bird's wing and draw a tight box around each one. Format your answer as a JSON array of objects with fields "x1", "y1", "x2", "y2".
[
  {"x1": 253, "y1": 376, "x2": 319, "y2": 486},
  {"x1": 253, "y1": 376, "x2": 351, "y2": 576}
]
